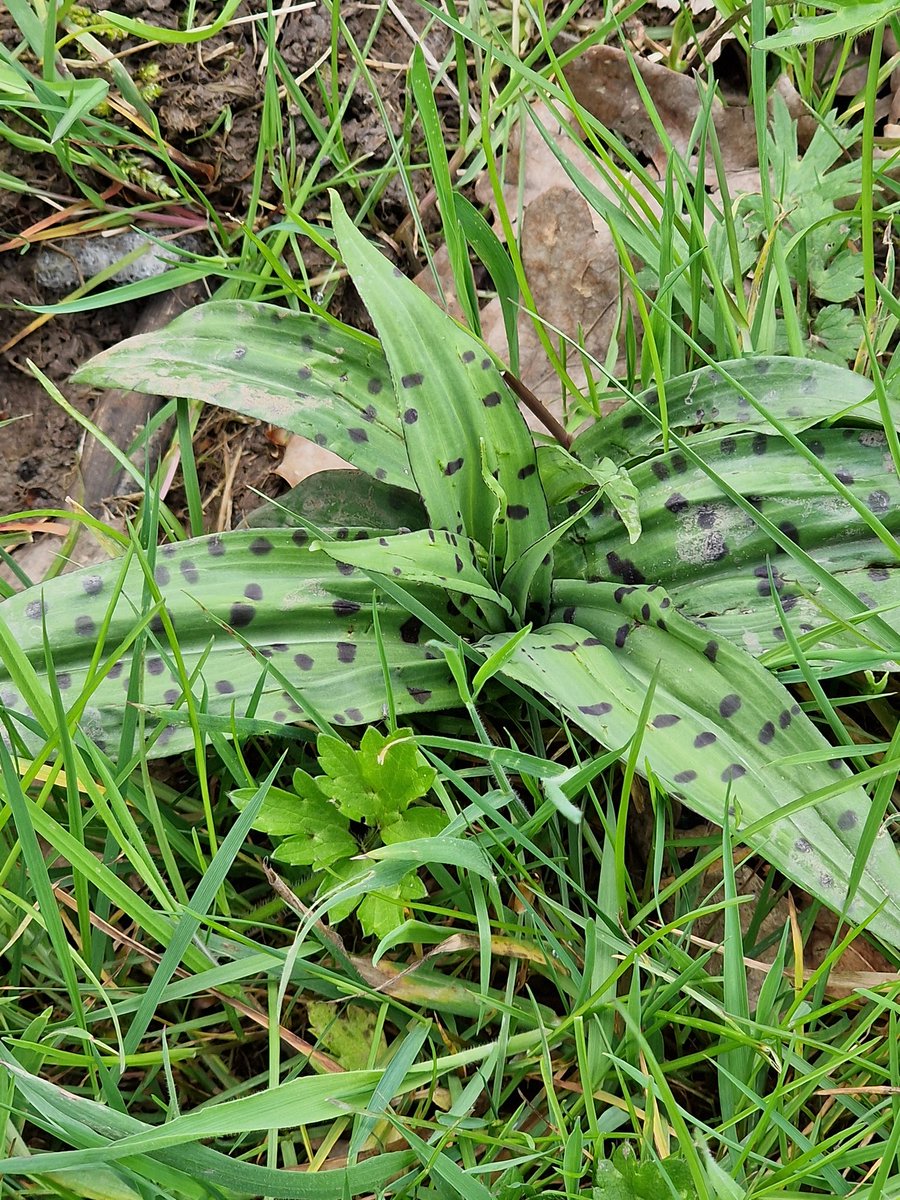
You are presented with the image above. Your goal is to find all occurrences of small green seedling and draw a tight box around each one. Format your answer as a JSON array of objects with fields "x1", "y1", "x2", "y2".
[{"x1": 231, "y1": 727, "x2": 445, "y2": 937}]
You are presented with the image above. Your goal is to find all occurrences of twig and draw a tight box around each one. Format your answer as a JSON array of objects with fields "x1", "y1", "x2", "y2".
[{"x1": 502, "y1": 370, "x2": 573, "y2": 450}]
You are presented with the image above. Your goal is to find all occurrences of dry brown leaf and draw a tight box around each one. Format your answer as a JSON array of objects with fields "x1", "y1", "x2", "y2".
[
  {"x1": 275, "y1": 433, "x2": 353, "y2": 487},
  {"x1": 564, "y1": 47, "x2": 814, "y2": 186},
  {"x1": 472, "y1": 103, "x2": 636, "y2": 413}
]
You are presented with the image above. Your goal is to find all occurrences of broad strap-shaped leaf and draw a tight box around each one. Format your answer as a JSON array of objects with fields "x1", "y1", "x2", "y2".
[
  {"x1": 72, "y1": 300, "x2": 414, "y2": 490},
  {"x1": 311, "y1": 529, "x2": 511, "y2": 632},
  {"x1": 555, "y1": 428, "x2": 900, "y2": 663},
  {"x1": 329, "y1": 194, "x2": 551, "y2": 616},
  {"x1": 484, "y1": 585, "x2": 900, "y2": 948},
  {"x1": 246, "y1": 469, "x2": 427, "y2": 533},
  {"x1": 572, "y1": 356, "x2": 893, "y2": 466},
  {"x1": 684, "y1": 564, "x2": 900, "y2": 662},
  {"x1": 0, "y1": 531, "x2": 472, "y2": 759}
]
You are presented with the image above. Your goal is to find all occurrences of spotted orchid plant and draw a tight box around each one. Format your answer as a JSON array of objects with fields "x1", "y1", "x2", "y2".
[{"x1": 2, "y1": 194, "x2": 900, "y2": 948}]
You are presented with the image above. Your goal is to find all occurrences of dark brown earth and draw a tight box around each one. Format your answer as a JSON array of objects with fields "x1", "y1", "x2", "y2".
[{"x1": 0, "y1": 0, "x2": 449, "y2": 530}]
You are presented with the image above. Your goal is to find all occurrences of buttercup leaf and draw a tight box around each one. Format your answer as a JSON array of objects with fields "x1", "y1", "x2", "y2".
[{"x1": 316, "y1": 727, "x2": 436, "y2": 825}]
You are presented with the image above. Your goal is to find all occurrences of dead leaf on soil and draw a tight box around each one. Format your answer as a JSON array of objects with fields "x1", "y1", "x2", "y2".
[
  {"x1": 274, "y1": 429, "x2": 354, "y2": 487},
  {"x1": 564, "y1": 46, "x2": 815, "y2": 188},
  {"x1": 469, "y1": 102, "x2": 638, "y2": 417}
]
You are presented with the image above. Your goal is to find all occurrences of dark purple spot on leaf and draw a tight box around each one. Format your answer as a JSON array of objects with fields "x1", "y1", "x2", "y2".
[
  {"x1": 697, "y1": 506, "x2": 716, "y2": 529},
  {"x1": 868, "y1": 490, "x2": 890, "y2": 515},
  {"x1": 83, "y1": 575, "x2": 103, "y2": 596},
  {"x1": 295, "y1": 653, "x2": 313, "y2": 670},
  {"x1": 208, "y1": 536, "x2": 225, "y2": 557},
  {"x1": 408, "y1": 687, "x2": 431, "y2": 705},
  {"x1": 368, "y1": 378, "x2": 383, "y2": 394},
  {"x1": 402, "y1": 373, "x2": 424, "y2": 388},
  {"x1": 606, "y1": 552, "x2": 645, "y2": 584},
  {"x1": 651, "y1": 461, "x2": 669, "y2": 481},
  {"x1": 652, "y1": 713, "x2": 680, "y2": 728},
  {"x1": 333, "y1": 599, "x2": 361, "y2": 617},
  {"x1": 348, "y1": 428, "x2": 368, "y2": 444},
  {"x1": 719, "y1": 694, "x2": 741, "y2": 718},
  {"x1": 147, "y1": 657, "x2": 164, "y2": 676},
  {"x1": 245, "y1": 583, "x2": 263, "y2": 601},
  {"x1": 508, "y1": 505, "x2": 529, "y2": 520},
  {"x1": 615, "y1": 624, "x2": 629, "y2": 648},
  {"x1": 579, "y1": 702, "x2": 612, "y2": 716},
  {"x1": 445, "y1": 458, "x2": 464, "y2": 476},
  {"x1": 695, "y1": 731, "x2": 717, "y2": 748},
  {"x1": 75, "y1": 616, "x2": 95, "y2": 638},
  {"x1": 674, "y1": 770, "x2": 697, "y2": 784},
  {"x1": 400, "y1": 617, "x2": 422, "y2": 643},
  {"x1": 703, "y1": 641, "x2": 719, "y2": 662},
  {"x1": 518, "y1": 463, "x2": 536, "y2": 479},
  {"x1": 721, "y1": 763, "x2": 746, "y2": 782},
  {"x1": 250, "y1": 537, "x2": 273, "y2": 556},
  {"x1": 337, "y1": 641, "x2": 356, "y2": 664},
  {"x1": 779, "y1": 521, "x2": 799, "y2": 542},
  {"x1": 229, "y1": 603, "x2": 255, "y2": 628},
  {"x1": 837, "y1": 809, "x2": 858, "y2": 830},
  {"x1": 403, "y1": 408, "x2": 418, "y2": 424},
  {"x1": 155, "y1": 565, "x2": 170, "y2": 586},
  {"x1": 755, "y1": 721, "x2": 776, "y2": 747},
  {"x1": 664, "y1": 493, "x2": 689, "y2": 515},
  {"x1": 482, "y1": 391, "x2": 502, "y2": 407}
]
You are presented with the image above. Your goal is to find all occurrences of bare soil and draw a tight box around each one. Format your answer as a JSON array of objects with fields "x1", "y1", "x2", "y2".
[{"x1": 0, "y1": 0, "x2": 446, "y2": 528}]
